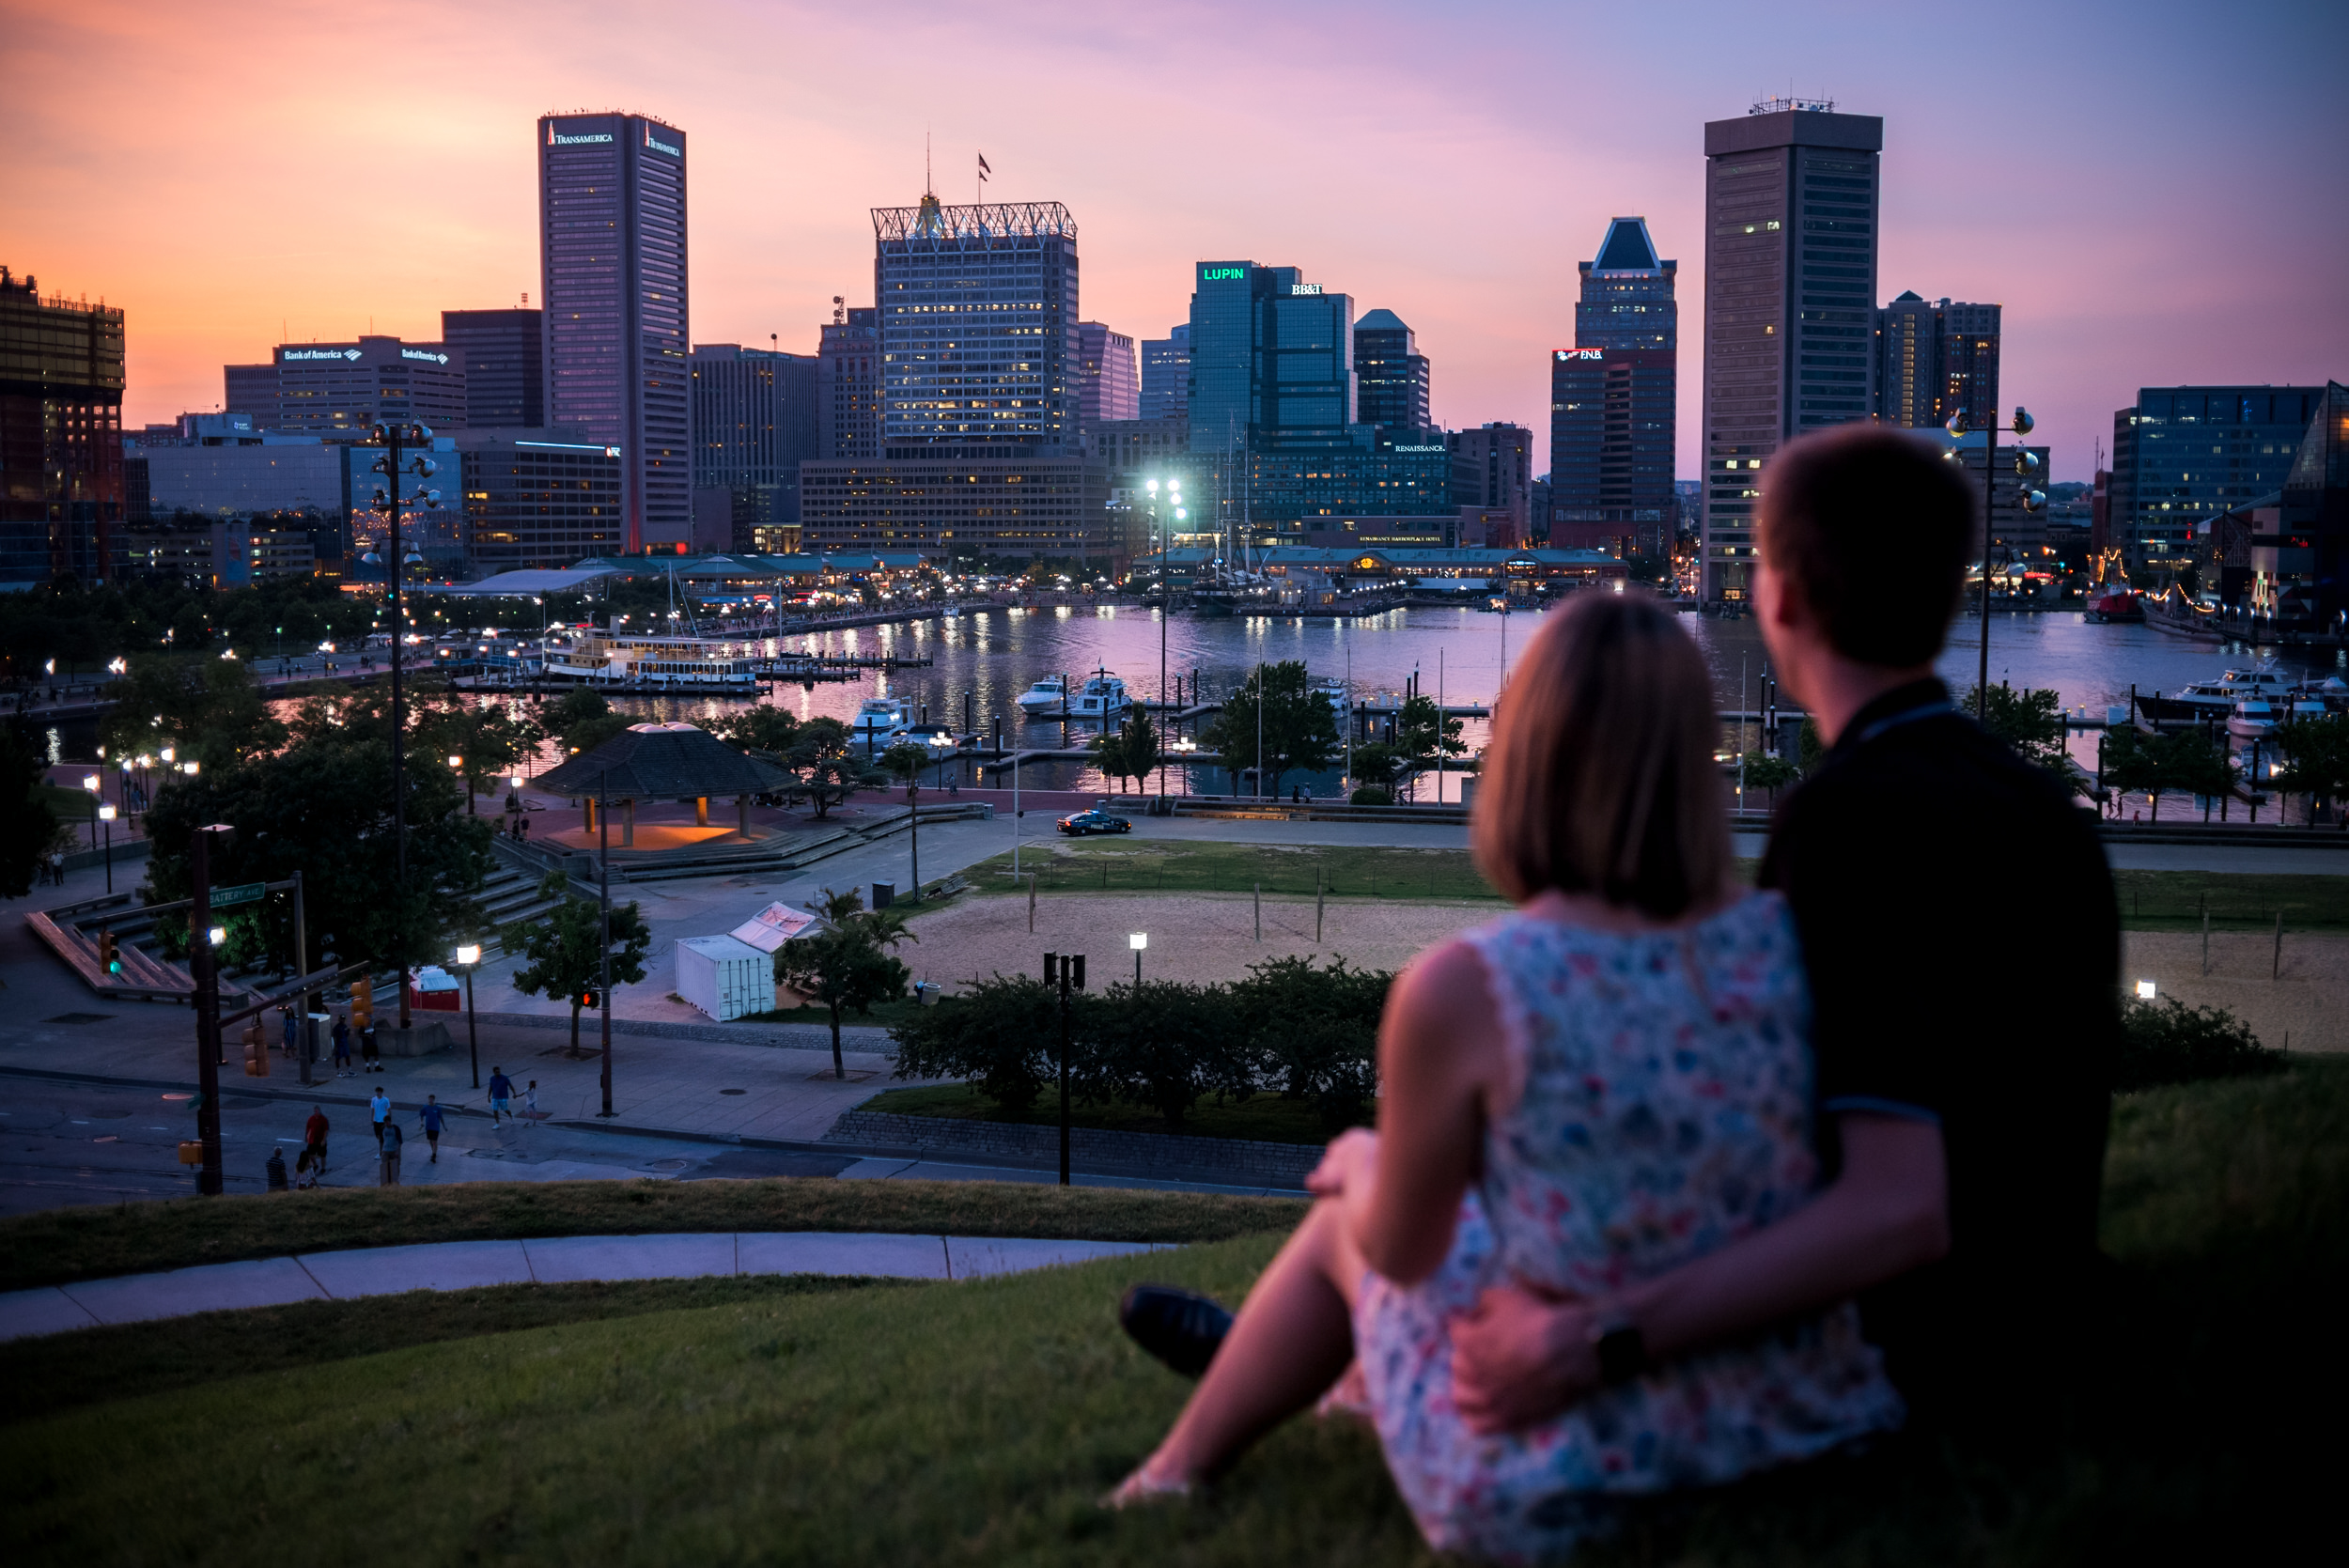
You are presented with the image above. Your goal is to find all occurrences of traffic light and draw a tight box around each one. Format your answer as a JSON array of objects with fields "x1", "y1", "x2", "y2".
[
  {"x1": 97, "y1": 931, "x2": 120, "y2": 974},
  {"x1": 577, "y1": 987, "x2": 600, "y2": 1010},
  {"x1": 349, "y1": 980, "x2": 373, "y2": 1027}
]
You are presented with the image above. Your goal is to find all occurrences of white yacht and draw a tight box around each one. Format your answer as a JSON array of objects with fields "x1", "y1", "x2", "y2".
[
  {"x1": 1069, "y1": 667, "x2": 1131, "y2": 721},
  {"x1": 851, "y1": 695, "x2": 910, "y2": 740},
  {"x1": 1016, "y1": 675, "x2": 1070, "y2": 715},
  {"x1": 2226, "y1": 699, "x2": 2281, "y2": 740},
  {"x1": 2170, "y1": 666, "x2": 2295, "y2": 719},
  {"x1": 1314, "y1": 677, "x2": 1351, "y2": 720}
]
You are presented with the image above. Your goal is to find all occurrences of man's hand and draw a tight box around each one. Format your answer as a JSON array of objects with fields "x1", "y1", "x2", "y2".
[
  {"x1": 1450, "y1": 1283, "x2": 1600, "y2": 1434},
  {"x1": 1305, "y1": 1126, "x2": 1379, "y2": 1200}
]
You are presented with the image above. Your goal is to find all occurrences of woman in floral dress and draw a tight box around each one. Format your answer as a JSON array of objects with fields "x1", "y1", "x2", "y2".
[{"x1": 1112, "y1": 594, "x2": 1905, "y2": 1562}]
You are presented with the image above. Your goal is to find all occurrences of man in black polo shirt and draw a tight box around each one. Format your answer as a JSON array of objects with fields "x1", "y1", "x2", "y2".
[{"x1": 1448, "y1": 425, "x2": 2120, "y2": 1430}]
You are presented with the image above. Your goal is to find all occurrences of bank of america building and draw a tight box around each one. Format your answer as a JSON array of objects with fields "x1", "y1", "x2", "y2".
[
  {"x1": 537, "y1": 112, "x2": 691, "y2": 553},
  {"x1": 802, "y1": 196, "x2": 1115, "y2": 562}
]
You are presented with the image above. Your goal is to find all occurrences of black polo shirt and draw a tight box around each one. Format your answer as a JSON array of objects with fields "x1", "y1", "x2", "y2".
[{"x1": 1760, "y1": 679, "x2": 2119, "y2": 1413}]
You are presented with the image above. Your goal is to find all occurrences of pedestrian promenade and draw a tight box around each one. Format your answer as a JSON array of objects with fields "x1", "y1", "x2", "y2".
[{"x1": 0, "y1": 1230, "x2": 1163, "y2": 1343}]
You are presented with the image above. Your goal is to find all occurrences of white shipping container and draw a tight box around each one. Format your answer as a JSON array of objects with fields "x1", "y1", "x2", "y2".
[{"x1": 675, "y1": 936, "x2": 771, "y2": 1023}]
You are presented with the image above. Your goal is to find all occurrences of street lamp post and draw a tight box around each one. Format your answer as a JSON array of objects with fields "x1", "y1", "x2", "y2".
[
  {"x1": 1129, "y1": 930, "x2": 1145, "y2": 986},
  {"x1": 1042, "y1": 950, "x2": 1085, "y2": 1185},
  {"x1": 599, "y1": 768, "x2": 614, "y2": 1117},
  {"x1": 454, "y1": 943, "x2": 482, "y2": 1089},
  {"x1": 81, "y1": 774, "x2": 106, "y2": 892},
  {"x1": 1946, "y1": 405, "x2": 2044, "y2": 721}
]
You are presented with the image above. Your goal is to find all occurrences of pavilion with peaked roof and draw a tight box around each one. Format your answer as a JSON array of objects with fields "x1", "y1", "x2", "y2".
[{"x1": 532, "y1": 722, "x2": 793, "y2": 847}]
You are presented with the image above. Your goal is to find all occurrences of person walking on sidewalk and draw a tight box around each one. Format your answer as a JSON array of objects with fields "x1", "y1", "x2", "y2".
[
  {"x1": 486, "y1": 1067, "x2": 515, "y2": 1126},
  {"x1": 303, "y1": 1105, "x2": 330, "y2": 1173},
  {"x1": 419, "y1": 1094, "x2": 446, "y2": 1163},
  {"x1": 361, "y1": 1019, "x2": 381, "y2": 1073},
  {"x1": 370, "y1": 1087, "x2": 390, "y2": 1131},
  {"x1": 332, "y1": 1016, "x2": 352, "y2": 1077},
  {"x1": 523, "y1": 1080, "x2": 540, "y2": 1124},
  {"x1": 377, "y1": 1117, "x2": 403, "y2": 1187}
]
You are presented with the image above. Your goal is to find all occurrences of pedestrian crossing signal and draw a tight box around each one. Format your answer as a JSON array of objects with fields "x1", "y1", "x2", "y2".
[
  {"x1": 577, "y1": 987, "x2": 600, "y2": 1010},
  {"x1": 98, "y1": 931, "x2": 121, "y2": 973}
]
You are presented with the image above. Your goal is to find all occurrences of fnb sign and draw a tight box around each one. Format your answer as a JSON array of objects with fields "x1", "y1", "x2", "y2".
[{"x1": 1555, "y1": 349, "x2": 1604, "y2": 361}]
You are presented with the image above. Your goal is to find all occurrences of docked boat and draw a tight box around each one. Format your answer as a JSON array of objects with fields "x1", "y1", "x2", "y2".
[
  {"x1": 1069, "y1": 666, "x2": 1131, "y2": 722},
  {"x1": 1314, "y1": 677, "x2": 1350, "y2": 719},
  {"x1": 2168, "y1": 666, "x2": 2295, "y2": 720},
  {"x1": 540, "y1": 629, "x2": 760, "y2": 693},
  {"x1": 1016, "y1": 675, "x2": 1070, "y2": 715},
  {"x1": 2083, "y1": 584, "x2": 2142, "y2": 623},
  {"x1": 851, "y1": 695, "x2": 911, "y2": 741},
  {"x1": 2226, "y1": 698, "x2": 2281, "y2": 739}
]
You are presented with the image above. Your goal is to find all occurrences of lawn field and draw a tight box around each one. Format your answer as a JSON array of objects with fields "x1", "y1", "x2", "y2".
[
  {"x1": 0, "y1": 1179, "x2": 1307, "y2": 1295},
  {"x1": 1, "y1": 1063, "x2": 2339, "y2": 1565},
  {"x1": 962, "y1": 837, "x2": 2349, "y2": 934}
]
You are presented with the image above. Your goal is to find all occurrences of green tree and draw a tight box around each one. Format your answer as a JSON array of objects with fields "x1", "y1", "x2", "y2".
[
  {"x1": 2271, "y1": 714, "x2": 2349, "y2": 827},
  {"x1": 1202, "y1": 660, "x2": 1342, "y2": 798},
  {"x1": 1960, "y1": 683, "x2": 2070, "y2": 769},
  {"x1": 775, "y1": 886, "x2": 915, "y2": 1078},
  {"x1": 413, "y1": 692, "x2": 544, "y2": 814},
  {"x1": 1230, "y1": 954, "x2": 1392, "y2": 1130},
  {"x1": 886, "y1": 971, "x2": 1059, "y2": 1114},
  {"x1": 2159, "y1": 729, "x2": 2240, "y2": 823},
  {"x1": 1079, "y1": 979, "x2": 1247, "y2": 1127},
  {"x1": 2102, "y1": 725, "x2": 2166, "y2": 819},
  {"x1": 99, "y1": 652, "x2": 285, "y2": 771},
  {"x1": 506, "y1": 872, "x2": 653, "y2": 1058},
  {"x1": 704, "y1": 703, "x2": 801, "y2": 755},
  {"x1": 784, "y1": 718, "x2": 885, "y2": 819},
  {"x1": 140, "y1": 734, "x2": 493, "y2": 985},
  {"x1": 0, "y1": 720, "x2": 59, "y2": 898},
  {"x1": 1738, "y1": 751, "x2": 1803, "y2": 809},
  {"x1": 1392, "y1": 691, "x2": 1467, "y2": 800},
  {"x1": 1091, "y1": 708, "x2": 1160, "y2": 794},
  {"x1": 1797, "y1": 717, "x2": 1828, "y2": 774},
  {"x1": 543, "y1": 688, "x2": 632, "y2": 755},
  {"x1": 2118, "y1": 997, "x2": 2283, "y2": 1092}
]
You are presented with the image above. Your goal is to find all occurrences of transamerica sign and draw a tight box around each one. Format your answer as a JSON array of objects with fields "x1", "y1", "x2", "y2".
[{"x1": 547, "y1": 127, "x2": 614, "y2": 146}]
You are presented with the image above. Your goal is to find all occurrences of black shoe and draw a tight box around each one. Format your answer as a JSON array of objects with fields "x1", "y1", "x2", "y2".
[{"x1": 1119, "y1": 1283, "x2": 1233, "y2": 1378}]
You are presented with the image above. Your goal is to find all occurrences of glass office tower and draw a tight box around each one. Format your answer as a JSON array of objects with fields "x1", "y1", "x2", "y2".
[
  {"x1": 1700, "y1": 101, "x2": 1881, "y2": 600},
  {"x1": 0, "y1": 266, "x2": 123, "y2": 584},
  {"x1": 537, "y1": 112, "x2": 691, "y2": 552},
  {"x1": 1573, "y1": 217, "x2": 1676, "y2": 350},
  {"x1": 873, "y1": 194, "x2": 1078, "y2": 458},
  {"x1": 1186, "y1": 262, "x2": 1449, "y2": 536},
  {"x1": 2111, "y1": 385, "x2": 2327, "y2": 572},
  {"x1": 441, "y1": 308, "x2": 545, "y2": 429},
  {"x1": 1141, "y1": 324, "x2": 1190, "y2": 422},
  {"x1": 690, "y1": 344, "x2": 818, "y2": 535},
  {"x1": 1354, "y1": 309, "x2": 1430, "y2": 429}
]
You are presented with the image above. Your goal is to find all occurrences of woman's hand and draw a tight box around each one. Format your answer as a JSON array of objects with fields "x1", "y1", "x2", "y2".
[
  {"x1": 1450, "y1": 1283, "x2": 1601, "y2": 1434},
  {"x1": 1306, "y1": 1127, "x2": 1379, "y2": 1200}
]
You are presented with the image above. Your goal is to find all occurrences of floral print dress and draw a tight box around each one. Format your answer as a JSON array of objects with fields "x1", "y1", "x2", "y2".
[{"x1": 1352, "y1": 893, "x2": 1905, "y2": 1564}]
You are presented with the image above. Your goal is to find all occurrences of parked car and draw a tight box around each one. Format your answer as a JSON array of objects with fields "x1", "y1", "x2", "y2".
[{"x1": 1055, "y1": 808, "x2": 1132, "y2": 836}]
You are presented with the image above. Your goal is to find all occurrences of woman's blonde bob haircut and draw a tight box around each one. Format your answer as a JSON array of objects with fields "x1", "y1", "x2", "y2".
[{"x1": 1470, "y1": 593, "x2": 1733, "y2": 920}]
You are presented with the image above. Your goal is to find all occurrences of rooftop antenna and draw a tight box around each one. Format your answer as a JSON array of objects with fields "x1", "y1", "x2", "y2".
[{"x1": 925, "y1": 129, "x2": 933, "y2": 196}]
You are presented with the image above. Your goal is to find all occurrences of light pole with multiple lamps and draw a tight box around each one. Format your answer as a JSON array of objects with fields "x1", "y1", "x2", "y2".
[
  {"x1": 366, "y1": 421, "x2": 440, "y2": 1032},
  {"x1": 1946, "y1": 404, "x2": 2044, "y2": 721}
]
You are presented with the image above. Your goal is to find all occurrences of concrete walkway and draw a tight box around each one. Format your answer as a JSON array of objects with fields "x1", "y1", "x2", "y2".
[{"x1": 0, "y1": 1230, "x2": 1163, "y2": 1343}]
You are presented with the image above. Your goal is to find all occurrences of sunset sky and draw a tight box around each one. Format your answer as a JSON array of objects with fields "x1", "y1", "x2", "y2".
[{"x1": 7, "y1": 0, "x2": 2344, "y2": 483}]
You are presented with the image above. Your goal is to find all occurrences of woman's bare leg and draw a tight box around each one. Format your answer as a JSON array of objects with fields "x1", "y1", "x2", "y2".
[{"x1": 1122, "y1": 1199, "x2": 1369, "y2": 1492}]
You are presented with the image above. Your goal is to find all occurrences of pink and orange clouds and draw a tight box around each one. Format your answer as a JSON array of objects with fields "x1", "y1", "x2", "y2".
[{"x1": 5, "y1": 0, "x2": 2343, "y2": 482}]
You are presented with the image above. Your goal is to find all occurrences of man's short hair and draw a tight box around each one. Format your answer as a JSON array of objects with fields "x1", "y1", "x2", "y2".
[{"x1": 1759, "y1": 425, "x2": 1978, "y2": 667}]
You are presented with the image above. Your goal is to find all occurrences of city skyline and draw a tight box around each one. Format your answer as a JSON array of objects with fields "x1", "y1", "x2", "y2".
[{"x1": 6, "y1": 0, "x2": 2345, "y2": 486}]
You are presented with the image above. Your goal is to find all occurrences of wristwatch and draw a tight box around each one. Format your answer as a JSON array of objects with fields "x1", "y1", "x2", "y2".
[{"x1": 1589, "y1": 1318, "x2": 1653, "y2": 1387}]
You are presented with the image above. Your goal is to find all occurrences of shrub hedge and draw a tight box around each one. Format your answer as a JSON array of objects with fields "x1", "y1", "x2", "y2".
[{"x1": 888, "y1": 955, "x2": 1392, "y2": 1130}]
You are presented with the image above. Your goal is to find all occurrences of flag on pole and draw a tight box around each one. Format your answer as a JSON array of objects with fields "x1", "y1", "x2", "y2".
[{"x1": 977, "y1": 151, "x2": 991, "y2": 182}]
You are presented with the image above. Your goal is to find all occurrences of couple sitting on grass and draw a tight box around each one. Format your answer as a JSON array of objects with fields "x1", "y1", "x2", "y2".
[{"x1": 1109, "y1": 426, "x2": 2121, "y2": 1563}]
